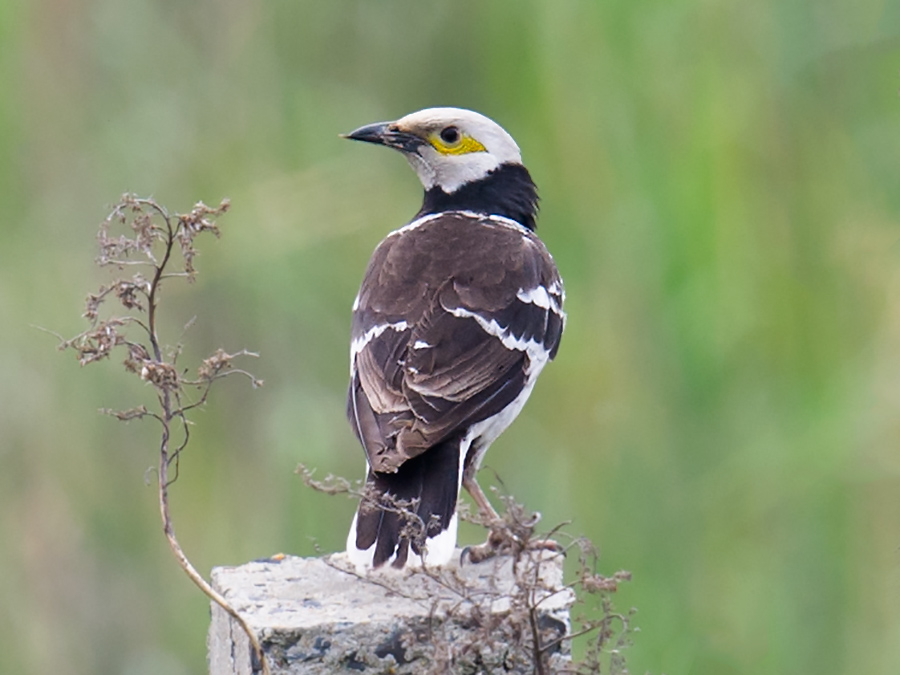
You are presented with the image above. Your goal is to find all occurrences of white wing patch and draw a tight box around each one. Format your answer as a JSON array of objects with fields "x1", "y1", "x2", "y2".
[
  {"x1": 517, "y1": 284, "x2": 565, "y2": 317},
  {"x1": 350, "y1": 321, "x2": 410, "y2": 374},
  {"x1": 445, "y1": 305, "x2": 551, "y2": 375},
  {"x1": 517, "y1": 285, "x2": 551, "y2": 309}
]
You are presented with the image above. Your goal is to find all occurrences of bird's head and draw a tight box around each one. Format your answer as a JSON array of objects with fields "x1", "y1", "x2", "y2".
[{"x1": 343, "y1": 107, "x2": 523, "y2": 195}]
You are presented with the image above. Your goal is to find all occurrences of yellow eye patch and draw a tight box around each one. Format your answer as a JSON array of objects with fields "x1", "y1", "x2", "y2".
[{"x1": 429, "y1": 133, "x2": 487, "y2": 156}]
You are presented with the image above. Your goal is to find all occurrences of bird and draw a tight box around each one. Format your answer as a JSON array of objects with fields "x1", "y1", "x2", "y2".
[{"x1": 342, "y1": 107, "x2": 565, "y2": 569}]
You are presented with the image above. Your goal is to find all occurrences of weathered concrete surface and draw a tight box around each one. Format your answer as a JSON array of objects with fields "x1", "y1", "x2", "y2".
[{"x1": 208, "y1": 550, "x2": 574, "y2": 674}]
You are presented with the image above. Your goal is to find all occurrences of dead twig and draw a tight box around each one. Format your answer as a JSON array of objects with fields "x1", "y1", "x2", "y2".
[{"x1": 59, "y1": 195, "x2": 269, "y2": 674}]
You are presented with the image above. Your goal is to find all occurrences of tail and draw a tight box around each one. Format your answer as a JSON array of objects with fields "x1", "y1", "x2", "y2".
[{"x1": 347, "y1": 436, "x2": 461, "y2": 568}]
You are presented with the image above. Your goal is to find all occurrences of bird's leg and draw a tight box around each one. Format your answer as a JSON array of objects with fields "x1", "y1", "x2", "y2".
[
  {"x1": 461, "y1": 465, "x2": 560, "y2": 564},
  {"x1": 463, "y1": 469, "x2": 502, "y2": 525},
  {"x1": 461, "y1": 468, "x2": 505, "y2": 563}
]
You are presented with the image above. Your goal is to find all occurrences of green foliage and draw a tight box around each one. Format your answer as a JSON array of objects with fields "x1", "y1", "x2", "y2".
[{"x1": 2, "y1": 1, "x2": 900, "y2": 673}]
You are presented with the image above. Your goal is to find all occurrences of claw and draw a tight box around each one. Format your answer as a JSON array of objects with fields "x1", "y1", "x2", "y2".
[{"x1": 462, "y1": 540, "x2": 501, "y2": 564}]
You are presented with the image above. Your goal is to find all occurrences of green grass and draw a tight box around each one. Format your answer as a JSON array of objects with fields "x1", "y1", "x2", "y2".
[{"x1": 2, "y1": 0, "x2": 900, "y2": 672}]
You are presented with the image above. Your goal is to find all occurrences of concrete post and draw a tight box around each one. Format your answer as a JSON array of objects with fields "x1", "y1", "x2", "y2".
[{"x1": 208, "y1": 549, "x2": 574, "y2": 674}]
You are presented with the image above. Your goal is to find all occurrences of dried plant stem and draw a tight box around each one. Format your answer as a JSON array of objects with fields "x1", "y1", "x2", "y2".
[
  {"x1": 157, "y1": 416, "x2": 269, "y2": 675},
  {"x1": 145, "y1": 206, "x2": 269, "y2": 675},
  {"x1": 61, "y1": 195, "x2": 269, "y2": 674}
]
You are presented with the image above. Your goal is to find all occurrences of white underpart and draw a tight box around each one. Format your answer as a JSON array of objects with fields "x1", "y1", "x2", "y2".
[
  {"x1": 349, "y1": 321, "x2": 409, "y2": 375},
  {"x1": 413, "y1": 340, "x2": 431, "y2": 349},
  {"x1": 444, "y1": 290, "x2": 557, "y2": 471},
  {"x1": 462, "y1": 369, "x2": 543, "y2": 479},
  {"x1": 394, "y1": 107, "x2": 523, "y2": 194}
]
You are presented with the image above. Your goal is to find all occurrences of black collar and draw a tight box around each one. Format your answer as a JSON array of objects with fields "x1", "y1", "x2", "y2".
[{"x1": 415, "y1": 163, "x2": 539, "y2": 232}]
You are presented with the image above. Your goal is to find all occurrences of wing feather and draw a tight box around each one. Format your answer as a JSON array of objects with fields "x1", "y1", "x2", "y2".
[{"x1": 347, "y1": 213, "x2": 564, "y2": 474}]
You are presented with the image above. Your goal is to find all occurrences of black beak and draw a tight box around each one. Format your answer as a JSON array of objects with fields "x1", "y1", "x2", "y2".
[{"x1": 342, "y1": 121, "x2": 424, "y2": 153}]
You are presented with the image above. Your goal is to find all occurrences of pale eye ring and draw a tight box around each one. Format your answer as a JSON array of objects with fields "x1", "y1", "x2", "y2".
[{"x1": 439, "y1": 126, "x2": 460, "y2": 144}]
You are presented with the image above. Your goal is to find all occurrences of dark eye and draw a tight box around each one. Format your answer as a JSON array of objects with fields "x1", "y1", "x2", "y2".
[{"x1": 440, "y1": 126, "x2": 460, "y2": 144}]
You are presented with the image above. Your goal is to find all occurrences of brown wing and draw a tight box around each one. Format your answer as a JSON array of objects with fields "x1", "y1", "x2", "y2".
[{"x1": 347, "y1": 212, "x2": 564, "y2": 473}]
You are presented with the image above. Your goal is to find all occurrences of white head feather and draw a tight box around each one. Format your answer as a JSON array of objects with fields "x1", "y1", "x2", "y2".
[{"x1": 394, "y1": 107, "x2": 523, "y2": 193}]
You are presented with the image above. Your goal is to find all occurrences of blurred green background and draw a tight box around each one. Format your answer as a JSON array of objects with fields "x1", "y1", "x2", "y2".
[{"x1": 2, "y1": 0, "x2": 900, "y2": 673}]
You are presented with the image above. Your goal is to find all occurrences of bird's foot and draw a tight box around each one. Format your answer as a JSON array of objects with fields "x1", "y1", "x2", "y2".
[
  {"x1": 461, "y1": 528, "x2": 507, "y2": 564},
  {"x1": 460, "y1": 511, "x2": 562, "y2": 565}
]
